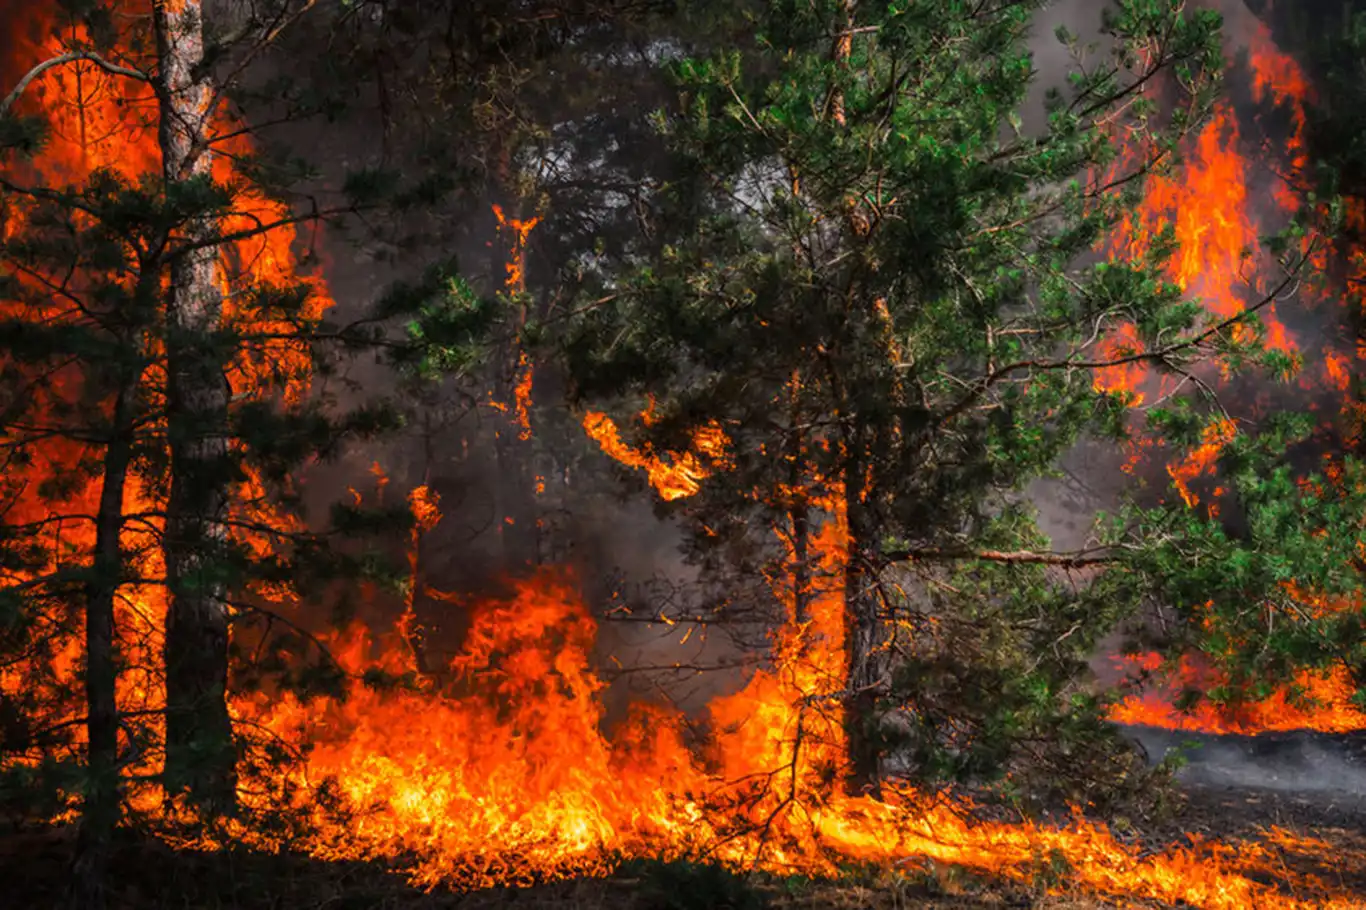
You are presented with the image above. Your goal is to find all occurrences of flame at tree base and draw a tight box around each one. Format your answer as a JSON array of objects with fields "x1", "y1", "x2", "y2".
[{"x1": 201, "y1": 562, "x2": 1357, "y2": 909}]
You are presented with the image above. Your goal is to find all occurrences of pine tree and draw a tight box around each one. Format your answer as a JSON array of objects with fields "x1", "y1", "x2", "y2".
[
  {"x1": 557, "y1": 0, "x2": 1365, "y2": 800},
  {"x1": 153, "y1": 0, "x2": 239, "y2": 817},
  {"x1": 0, "y1": 3, "x2": 495, "y2": 905}
]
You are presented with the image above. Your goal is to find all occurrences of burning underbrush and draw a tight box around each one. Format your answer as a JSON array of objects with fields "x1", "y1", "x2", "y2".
[
  {"x1": 7, "y1": 824, "x2": 1361, "y2": 910},
  {"x1": 5, "y1": 2, "x2": 1366, "y2": 909},
  {"x1": 140, "y1": 529, "x2": 1360, "y2": 909}
]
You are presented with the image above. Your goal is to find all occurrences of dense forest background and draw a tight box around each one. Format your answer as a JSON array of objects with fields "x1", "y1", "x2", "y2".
[{"x1": 4, "y1": 2, "x2": 1366, "y2": 908}]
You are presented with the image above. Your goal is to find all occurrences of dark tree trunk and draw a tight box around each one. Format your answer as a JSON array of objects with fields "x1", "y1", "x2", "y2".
[
  {"x1": 67, "y1": 378, "x2": 136, "y2": 910},
  {"x1": 828, "y1": 0, "x2": 855, "y2": 127},
  {"x1": 492, "y1": 423, "x2": 536, "y2": 568},
  {"x1": 827, "y1": 0, "x2": 883, "y2": 798},
  {"x1": 790, "y1": 497, "x2": 812, "y2": 628},
  {"x1": 842, "y1": 490, "x2": 883, "y2": 796},
  {"x1": 841, "y1": 524, "x2": 885, "y2": 787},
  {"x1": 787, "y1": 387, "x2": 813, "y2": 628},
  {"x1": 491, "y1": 202, "x2": 538, "y2": 570},
  {"x1": 154, "y1": 0, "x2": 236, "y2": 812}
]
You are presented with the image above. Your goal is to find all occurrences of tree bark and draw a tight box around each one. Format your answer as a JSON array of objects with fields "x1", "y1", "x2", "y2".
[
  {"x1": 827, "y1": 0, "x2": 880, "y2": 795},
  {"x1": 842, "y1": 485, "x2": 883, "y2": 796},
  {"x1": 787, "y1": 378, "x2": 813, "y2": 628},
  {"x1": 828, "y1": 0, "x2": 856, "y2": 127},
  {"x1": 67, "y1": 377, "x2": 136, "y2": 910},
  {"x1": 491, "y1": 201, "x2": 538, "y2": 570},
  {"x1": 154, "y1": 0, "x2": 236, "y2": 812}
]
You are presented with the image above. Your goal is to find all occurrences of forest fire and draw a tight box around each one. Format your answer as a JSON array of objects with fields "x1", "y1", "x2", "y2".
[
  {"x1": 3, "y1": 2, "x2": 1366, "y2": 909},
  {"x1": 1095, "y1": 18, "x2": 1366, "y2": 738},
  {"x1": 581, "y1": 408, "x2": 732, "y2": 501},
  {"x1": 234, "y1": 487, "x2": 1362, "y2": 908},
  {"x1": 0, "y1": 0, "x2": 329, "y2": 816}
]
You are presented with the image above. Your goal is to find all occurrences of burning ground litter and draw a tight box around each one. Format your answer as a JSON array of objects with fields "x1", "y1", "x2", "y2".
[{"x1": 3, "y1": 2, "x2": 1366, "y2": 909}]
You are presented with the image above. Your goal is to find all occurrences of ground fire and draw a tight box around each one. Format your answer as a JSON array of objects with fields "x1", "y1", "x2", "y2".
[{"x1": 3, "y1": 2, "x2": 1366, "y2": 910}]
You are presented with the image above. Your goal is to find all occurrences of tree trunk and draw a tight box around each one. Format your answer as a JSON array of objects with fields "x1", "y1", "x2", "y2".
[
  {"x1": 67, "y1": 378, "x2": 136, "y2": 910},
  {"x1": 154, "y1": 0, "x2": 236, "y2": 812},
  {"x1": 828, "y1": 0, "x2": 856, "y2": 127},
  {"x1": 826, "y1": 0, "x2": 880, "y2": 798},
  {"x1": 491, "y1": 201, "x2": 538, "y2": 571},
  {"x1": 842, "y1": 488, "x2": 883, "y2": 796},
  {"x1": 787, "y1": 380, "x2": 813, "y2": 628}
]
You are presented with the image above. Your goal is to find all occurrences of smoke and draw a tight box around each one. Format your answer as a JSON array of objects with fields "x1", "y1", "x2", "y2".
[
  {"x1": 243, "y1": 31, "x2": 726, "y2": 704},
  {"x1": 1130, "y1": 725, "x2": 1366, "y2": 796}
]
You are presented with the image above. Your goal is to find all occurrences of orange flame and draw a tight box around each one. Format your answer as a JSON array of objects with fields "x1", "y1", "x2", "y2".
[
  {"x1": 492, "y1": 205, "x2": 539, "y2": 441},
  {"x1": 1110, "y1": 652, "x2": 1366, "y2": 735},
  {"x1": 582, "y1": 409, "x2": 731, "y2": 501},
  {"x1": 222, "y1": 483, "x2": 1360, "y2": 907},
  {"x1": 2, "y1": 6, "x2": 1362, "y2": 906},
  {"x1": 1167, "y1": 417, "x2": 1238, "y2": 509}
]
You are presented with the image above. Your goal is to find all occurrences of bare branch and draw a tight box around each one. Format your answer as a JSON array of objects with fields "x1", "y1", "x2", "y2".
[
  {"x1": 886, "y1": 545, "x2": 1122, "y2": 568},
  {"x1": 0, "y1": 52, "x2": 148, "y2": 119}
]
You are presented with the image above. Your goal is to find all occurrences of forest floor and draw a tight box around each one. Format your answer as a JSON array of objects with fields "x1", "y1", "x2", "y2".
[
  {"x1": 5, "y1": 745, "x2": 1366, "y2": 909},
  {"x1": 3, "y1": 783, "x2": 1364, "y2": 910}
]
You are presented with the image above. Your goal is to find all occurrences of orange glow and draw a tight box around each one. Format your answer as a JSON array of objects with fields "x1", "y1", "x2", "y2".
[
  {"x1": 582, "y1": 409, "x2": 732, "y2": 501},
  {"x1": 3, "y1": 5, "x2": 1364, "y2": 907},
  {"x1": 396, "y1": 484, "x2": 442, "y2": 669},
  {"x1": 512, "y1": 351, "x2": 534, "y2": 441},
  {"x1": 1167, "y1": 418, "x2": 1238, "y2": 509},
  {"x1": 1325, "y1": 351, "x2": 1351, "y2": 391},
  {"x1": 1091, "y1": 321, "x2": 1148, "y2": 404},
  {"x1": 0, "y1": 0, "x2": 330, "y2": 808},
  {"x1": 1096, "y1": 25, "x2": 1313, "y2": 407},
  {"x1": 492, "y1": 205, "x2": 539, "y2": 441},
  {"x1": 1110, "y1": 653, "x2": 1366, "y2": 735},
  {"x1": 491, "y1": 204, "x2": 539, "y2": 292},
  {"x1": 1112, "y1": 101, "x2": 1295, "y2": 357}
]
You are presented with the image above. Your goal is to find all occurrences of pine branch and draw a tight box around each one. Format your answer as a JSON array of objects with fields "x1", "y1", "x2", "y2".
[{"x1": 934, "y1": 263, "x2": 1306, "y2": 428}]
